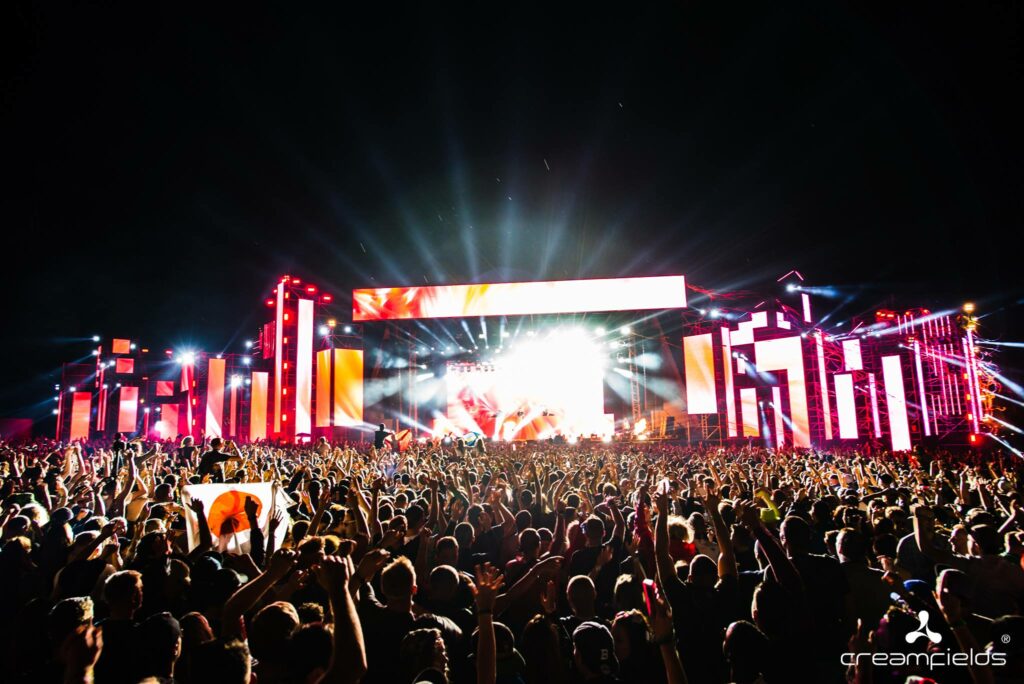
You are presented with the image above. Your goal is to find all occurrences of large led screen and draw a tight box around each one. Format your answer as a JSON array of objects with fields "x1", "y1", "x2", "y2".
[
  {"x1": 353, "y1": 275, "x2": 687, "y2": 321},
  {"x1": 443, "y1": 330, "x2": 606, "y2": 440}
]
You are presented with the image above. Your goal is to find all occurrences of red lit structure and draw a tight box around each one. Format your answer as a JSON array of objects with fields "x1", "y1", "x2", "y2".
[{"x1": 55, "y1": 274, "x2": 999, "y2": 451}]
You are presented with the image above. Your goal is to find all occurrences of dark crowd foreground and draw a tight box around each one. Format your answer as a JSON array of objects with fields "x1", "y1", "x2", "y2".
[{"x1": 2, "y1": 436, "x2": 1023, "y2": 684}]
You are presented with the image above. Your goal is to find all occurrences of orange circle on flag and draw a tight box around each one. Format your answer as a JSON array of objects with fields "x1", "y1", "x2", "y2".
[{"x1": 206, "y1": 491, "x2": 263, "y2": 536}]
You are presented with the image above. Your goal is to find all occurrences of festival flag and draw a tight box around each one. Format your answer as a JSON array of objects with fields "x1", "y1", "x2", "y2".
[
  {"x1": 181, "y1": 482, "x2": 292, "y2": 553},
  {"x1": 389, "y1": 428, "x2": 413, "y2": 452}
]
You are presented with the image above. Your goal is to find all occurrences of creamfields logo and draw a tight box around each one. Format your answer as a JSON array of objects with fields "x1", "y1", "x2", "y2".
[{"x1": 905, "y1": 610, "x2": 942, "y2": 645}]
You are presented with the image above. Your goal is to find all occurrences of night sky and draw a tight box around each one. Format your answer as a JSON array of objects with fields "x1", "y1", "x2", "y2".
[{"x1": 3, "y1": 3, "x2": 1022, "y2": 422}]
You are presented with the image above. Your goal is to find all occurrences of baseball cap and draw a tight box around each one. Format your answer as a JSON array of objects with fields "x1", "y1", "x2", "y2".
[{"x1": 572, "y1": 621, "x2": 618, "y2": 676}]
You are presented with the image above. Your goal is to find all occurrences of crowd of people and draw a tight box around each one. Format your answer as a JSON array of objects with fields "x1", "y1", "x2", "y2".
[{"x1": 2, "y1": 433, "x2": 1023, "y2": 684}]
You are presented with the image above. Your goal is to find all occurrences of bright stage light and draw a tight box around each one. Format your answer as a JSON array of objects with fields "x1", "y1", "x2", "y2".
[
  {"x1": 963, "y1": 302, "x2": 975, "y2": 314},
  {"x1": 446, "y1": 327, "x2": 608, "y2": 440},
  {"x1": 319, "y1": 325, "x2": 330, "y2": 336},
  {"x1": 68, "y1": 386, "x2": 76, "y2": 392},
  {"x1": 595, "y1": 327, "x2": 606, "y2": 336},
  {"x1": 179, "y1": 351, "x2": 195, "y2": 365},
  {"x1": 230, "y1": 375, "x2": 242, "y2": 388},
  {"x1": 130, "y1": 343, "x2": 137, "y2": 350},
  {"x1": 92, "y1": 350, "x2": 100, "y2": 356},
  {"x1": 344, "y1": 325, "x2": 352, "y2": 333},
  {"x1": 245, "y1": 340, "x2": 253, "y2": 348},
  {"x1": 601, "y1": 434, "x2": 612, "y2": 443},
  {"x1": 619, "y1": 325, "x2": 632, "y2": 335},
  {"x1": 709, "y1": 309, "x2": 721, "y2": 318},
  {"x1": 242, "y1": 356, "x2": 251, "y2": 365},
  {"x1": 786, "y1": 283, "x2": 799, "y2": 292},
  {"x1": 92, "y1": 335, "x2": 100, "y2": 342},
  {"x1": 52, "y1": 409, "x2": 58, "y2": 415}
]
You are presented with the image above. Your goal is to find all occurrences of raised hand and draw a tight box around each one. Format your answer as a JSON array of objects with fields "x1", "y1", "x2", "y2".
[
  {"x1": 472, "y1": 563, "x2": 505, "y2": 613},
  {"x1": 187, "y1": 498, "x2": 205, "y2": 515},
  {"x1": 267, "y1": 548, "x2": 298, "y2": 579},
  {"x1": 315, "y1": 554, "x2": 355, "y2": 593},
  {"x1": 734, "y1": 500, "x2": 762, "y2": 530},
  {"x1": 655, "y1": 490, "x2": 669, "y2": 516},
  {"x1": 244, "y1": 495, "x2": 258, "y2": 520},
  {"x1": 356, "y1": 548, "x2": 390, "y2": 581}
]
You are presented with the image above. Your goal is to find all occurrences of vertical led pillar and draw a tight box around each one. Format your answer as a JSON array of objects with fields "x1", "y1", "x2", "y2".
[
  {"x1": 721, "y1": 327, "x2": 737, "y2": 437},
  {"x1": 683, "y1": 333, "x2": 718, "y2": 414},
  {"x1": 160, "y1": 405, "x2": 179, "y2": 440},
  {"x1": 834, "y1": 373, "x2": 858, "y2": 439},
  {"x1": 250, "y1": 371, "x2": 269, "y2": 441},
  {"x1": 333, "y1": 349, "x2": 364, "y2": 426},
  {"x1": 965, "y1": 329, "x2": 983, "y2": 433},
  {"x1": 911, "y1": 340, "x2": 931, "y2": 437},
  {"x1": 740, "y1": 388, "x2": 759, "y2": 437},
  {"x1": 273, "y1": 282, "x2": 285, "y2": 435},
  {"x1": 117, "y1": 386, "x2": 139, "y2": 434},
  {"x1": 316, "y1": 349, "x2": 332, "y2": 427},
  {"x1": 802, "y1": 293, "x2": 812, "y2": 323},
  {"x1": 753, "y1": 336, "x2": 811, "y2": 448},
  {"x1": 868, "y1": 372, "x2": 882, "y2": 439},
  {"x1": 295, "y1": 298, "x2": 314, "y2": 438},
  {"x1": 70, "y1": 392, "x2": 92, "y2": 441},
  {"x1": 815, "y1": 332, "x2": 833, "y2": 441},
  {"x1": 205, "y1": 358, "x2": 226, "y2": 438},
  {"x1": 228, "y1": 382, "x2": 238, "y2": 438},
  {"x1": 772, "y1": 386, "x2": 785, "y2": 448},
  {"x1": 882, "y1": 355, "x2": 912, "y2": 452}
]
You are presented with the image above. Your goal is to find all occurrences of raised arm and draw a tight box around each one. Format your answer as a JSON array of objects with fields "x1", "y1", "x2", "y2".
[
  {"x1": 221, "y1": 549, "x2": 298, "y2": 639},
  {"x1": 472, "y1": 563, "x2": 504, "y2": 684},
  {"x1": 654, "y1": 491, "x2": 683, "y2": 591},
  {"x1": 316, "y1": 554, "x2": 368, "y2": 684},
  {"x1": 735, "y1": 500, "x2": 802, "y2": 593}
]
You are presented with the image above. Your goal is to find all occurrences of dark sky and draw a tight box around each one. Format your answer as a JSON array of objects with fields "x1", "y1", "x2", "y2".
[{"x1": 3, "y1": 3, "x2": 1022, "y2": 420}]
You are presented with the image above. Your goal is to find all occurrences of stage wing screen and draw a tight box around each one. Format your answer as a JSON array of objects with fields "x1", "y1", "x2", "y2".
[
  {"x1": 683, "y1": 333, "x2": 717, "y2": 414},
  {"x1": 353, "y1": 275, "x2": 686, "y2": 321}
]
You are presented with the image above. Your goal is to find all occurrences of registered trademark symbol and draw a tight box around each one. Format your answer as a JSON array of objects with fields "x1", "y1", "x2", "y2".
[{"x1": 1003, "y1": 634, "x2": 1012, "y2": 644}]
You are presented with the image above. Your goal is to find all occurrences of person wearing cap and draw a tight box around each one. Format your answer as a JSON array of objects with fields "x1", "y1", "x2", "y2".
[
  {"x1": 572, "y1": 621, "x2": 622, "y2": 682},
  {"x1": 134, "y1": 611, "x2": 182, "y2": 681}
]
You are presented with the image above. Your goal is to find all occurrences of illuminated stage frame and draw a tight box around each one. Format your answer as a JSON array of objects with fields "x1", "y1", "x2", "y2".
[{"x1": 56, "y1": 273, "x2": 994, "y2": 452}]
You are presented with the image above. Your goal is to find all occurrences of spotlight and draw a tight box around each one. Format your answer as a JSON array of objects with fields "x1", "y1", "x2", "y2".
[
  {"x1": 68, "y1": 386, "x2": 76, "y2": 392},
  {"x1": 52, "y1": 409, "x2": 58, "y2": 415},
  {"x1": 786, "y1": 283, "x2": 798, "y2": 293},
  {"x1": 319, "y1": 325, "x2": 330, "y2": 336},
  {"x1": 230, "y1": 376, "x2": 242, "y2": 388},
  {"x1": 130, "y1": 343, "x2": 137, "y2": 350},
  {"x1": 343, "y1": 325, "x2": 352, "y2": 334},
  {"x1": 92, "y1": 350, "x2": 100, "y2": 356},
  {"x1": 963, "y1": 302, "x2": 975, "y2": 314},
  {"x1": 327, "y1": 319, "x2": 337, "y2": 328},
  {"x1": 245, "y1": 378, "x2": 251, "y2": 386},
  {"x1": 92, "y1": 335, "x2": 100, "y2": 342},
  {"x1": 179, "y1": 352, "x2": 196, "y2": 365},
  {"x1": 595, "y1": 327, "x2": 606, "y2": 336},
  {"x1": 698, "y1": 309, "x2": 706, "y2": 315},
  {"x1": 242, "y1": 357, "x2": 251, "y2": 366},
  {"x1": 619, "y1": 325, "x2": 632, "y2": 335},
  {"x1": 144, "y1": 407, "x2": 150, "y2": 413},
  {"x1": 54, "y1": 384, "x2": 60, "y2": 390},
  {"x1": 245, "y1": 340, "x2": 253, "y2": 348},
  {"x1": 709, "y1": 309, "x2": 721, "y2": 318}
]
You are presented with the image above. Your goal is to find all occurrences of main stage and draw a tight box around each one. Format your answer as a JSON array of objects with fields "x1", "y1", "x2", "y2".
[{"x1": 56, "y1": 273, "x2": 996, "y2": 452}]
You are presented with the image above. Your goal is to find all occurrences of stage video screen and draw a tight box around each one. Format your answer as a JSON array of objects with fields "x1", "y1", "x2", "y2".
[{"x1": 440, "y1": 329, "x2": 610, "y2": 440}]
